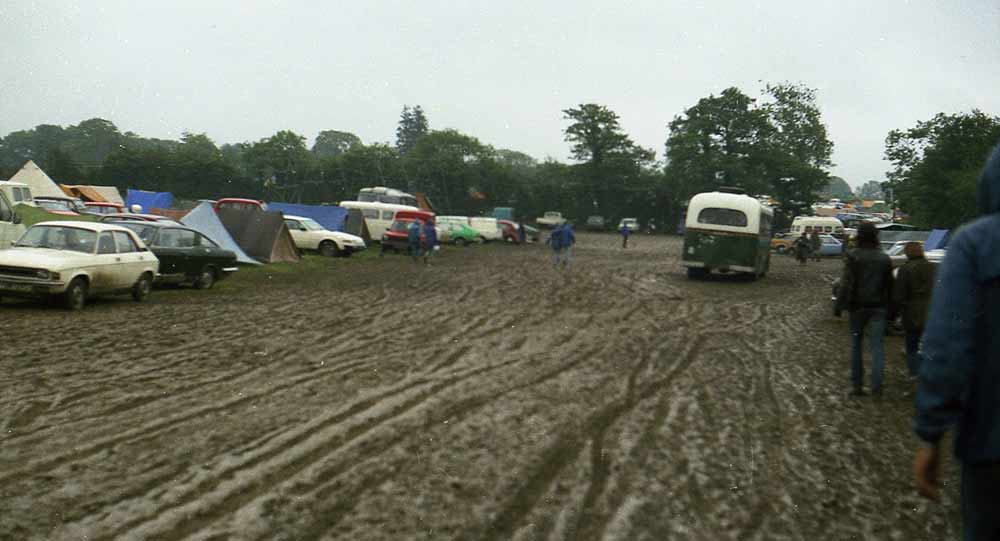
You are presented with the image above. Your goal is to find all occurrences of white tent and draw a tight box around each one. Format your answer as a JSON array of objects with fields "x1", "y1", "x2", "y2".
[{"x1": 9, "y1": 160, "x2": 64, "y2": 199}]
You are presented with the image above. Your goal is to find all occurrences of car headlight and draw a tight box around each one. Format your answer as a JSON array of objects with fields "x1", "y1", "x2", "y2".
[{"x1": 35, "y1": 269, "x2": 50, "y2": 280}]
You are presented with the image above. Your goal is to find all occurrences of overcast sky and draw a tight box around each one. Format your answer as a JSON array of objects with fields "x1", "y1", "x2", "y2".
[{"x1": 2, "y1": 0, "x2": 998, "y2": 187}]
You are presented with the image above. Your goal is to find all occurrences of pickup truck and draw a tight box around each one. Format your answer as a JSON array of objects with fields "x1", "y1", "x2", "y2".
[{"x1": 536, "y1": 211, "x2": 565, "y2": 229}]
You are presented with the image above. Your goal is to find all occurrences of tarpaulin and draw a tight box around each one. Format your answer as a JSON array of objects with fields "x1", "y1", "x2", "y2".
[
  {"x1": 126, "y1": 190, "x2": 173, "y2": 213},
  {"x1": 180, "y1": 202, "x2": 259, "y2": 265},
  {"x1": 265, "y1": 202, "x2": 347, "y2": 232},
  {"x1": 216, "y1": 208, "x2": 300, "y2": 264}
]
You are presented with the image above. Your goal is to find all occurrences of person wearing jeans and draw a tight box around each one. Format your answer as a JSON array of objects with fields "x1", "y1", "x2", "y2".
[
  {"x1": 893, "y1": 242, "x2": 937, "y2": 377},
  {"x1": 849, "y1": 308, "x2": 887, "y2": 394},
  {"x1": 835, "y1": 222, "x2": 894, "y2": 396}
]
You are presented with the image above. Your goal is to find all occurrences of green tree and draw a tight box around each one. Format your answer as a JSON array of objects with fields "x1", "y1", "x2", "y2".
[
  {"x1": 61, "y1": 118, "x2": 123, "y2": 170},
  {"x1": 404, "y1": 129, "x2": 499, "y2": 214},
  {"x1": 245, "y1": 130, "x2": 314, "y2": 199},
  {"x1": 856, "y1": 180, "x2": 884, "y2": 200},
  {"x1": 395, "y1": 105, "x2": 429, "y2": 155},
  {"x1": 885, "y1": 110, "x2": 1000, "y2": 228},
  {"x1": 312, "y1": 130, "x2": 362, "y2": 158},
  {"x1": 822, "y1": 176, "x2": 854, "y2": 200}
]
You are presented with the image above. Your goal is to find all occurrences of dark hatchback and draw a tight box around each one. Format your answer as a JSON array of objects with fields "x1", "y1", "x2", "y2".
[{"x1": 112, "y1": 221, "x2": 239, "y2": 289}]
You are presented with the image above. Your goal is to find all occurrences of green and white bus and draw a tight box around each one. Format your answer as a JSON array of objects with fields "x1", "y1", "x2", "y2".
[{"x1": 681, "y1": 190, "x2": 773, "y2": 279}]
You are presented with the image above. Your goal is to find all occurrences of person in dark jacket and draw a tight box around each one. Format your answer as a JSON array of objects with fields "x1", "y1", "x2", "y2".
[
  {"x1": 809, "y1": 230, "x2": 822, "y2": 261},
  {"x1": 518, "y1": 222, "x2": 526, "y2": 245},
  {"x1": 421, "y1": 220, "x2": 437, "y2": 265},
  {"x1": 835, "y1": 222, "x2": 894, "y2": 396},
  {"x1": 407, "y1": 220, "x2": 422, "y2": 262},
  {"x1": 546, "y1": 223, "x2": 564, "y2": 267},
  {"x1": 914, "y1": 142, "x2": 1000, "y2": 539},
  {"x1": 620, "y1": 223, "x2": 631, "y2": 248},
  {"x1": 893, "y1": 242, "x2": 937, "y2": 377},
  {"x1": 792, "y1": 232, "x2": 811, "y2": 265}
]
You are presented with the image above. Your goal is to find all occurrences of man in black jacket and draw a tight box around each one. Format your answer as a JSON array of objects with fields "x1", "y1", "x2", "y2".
[
  {"x1": 836, "y1": 222, "x2": 894, "y2": 396},
  {"x1": 893, "y1": 242, "x2": 937, "y2": 377}
]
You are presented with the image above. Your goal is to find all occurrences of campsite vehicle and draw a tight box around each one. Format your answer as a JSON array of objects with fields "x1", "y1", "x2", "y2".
[
  {"x1": 0, "y1": 221, "x2": 159, "y2": 310},
  {"x1": 214, "y1": 198, "x2": 266, "y2": 212},
  {"x1": 469, "y1": 217, "x2": 502, "y2": 242},
  {"x1": 339, "y1": 201, "x2": 418, "y2": 241},
  {"x1": 816, "y1": 234, "x2": 843, "y2": 256},
  {"x1": 82, "y1": 202, "x2": 125, "y2": 215},
  {"x1": 0, "y1": 191, "x2": 26, "y2": 250},
  {"x1": 283, "y1": 215, "x2": 366, "y2": 257},
  {"x1": 770, "y1": 231, "x2": 795, "y2": 254},
  {"x1": 492, "y1": 207, "x2": 515, "y2": 221},
  {"x1": 0, "y1": 181, "x2": 35, "y2": 207},
  {"x1": 99, "y1": 213, "x2": 180, "y2": 224},
  {"x1": 112, "y1": 221, "x2": 237, "y2": 289},
  {"x1": 436, "y1": 217, "x2": 480, "y2": 246},
  {"x1": 35, "y1": 197, "x2": 85, "y2": 216},
  {"x1": 499, "y1": 220, "x2": 540, "y2": 243},
  {"x1": 380, "y1": 210, "x2": 436, "y2": 252},
  {"x1": 681, "y1": 190, "x2": 773, "y2": 279},
  {"x1": 618, "y1": 218, "x2": 639, "y2": 232},
  {"x1": 536, "y1": 211, "x2": 565, "y2": 228},
  {"x1": 357, "y1": 186, "x2": 419, "y2": 207},
  {"x1": 585, "y1": 215, "x2": 606, "y2": 230},
  {"x1": 789, "y1": 216, "x2": 844, "y2": 237}
]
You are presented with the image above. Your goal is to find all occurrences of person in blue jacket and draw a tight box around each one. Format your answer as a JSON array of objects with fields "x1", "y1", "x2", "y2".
[
  {"x1": 421, "y1": 219, "x2": 437, "y2": 265},
  {"x1": 620, "y1": 223, "x2": 631, "y2": 248},
  {"x1": 914, "y1": 141, "x2": 1000, "y2": 540},
  {"x1": 546, "y1": 223, "x2": 564, "y2": 267},
  {"x1": 407, "y1": 219, "x2": 422, "y2": 262}
]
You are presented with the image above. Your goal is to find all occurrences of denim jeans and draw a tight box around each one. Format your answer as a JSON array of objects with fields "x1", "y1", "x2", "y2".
[
  {"x1": 962, "y1": 461, "x2": 1000, "y2": 540},
  {"x1": 849, "y1": 308, "x2": 886, "y2": 392},
  {"x1": 904, "y1": 327, "x2": 923, "y2": 377},
  {"x1": 552, "y1": 247, "x2": 571, "y2": 267}
]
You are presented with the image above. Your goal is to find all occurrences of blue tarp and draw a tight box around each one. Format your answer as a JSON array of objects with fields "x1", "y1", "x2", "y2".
[
  {"x1": 181, "y1": 202, "x2": 260, "y2": 265},
  {"x1": 266, "y1": 202, "x2": 347, "y2": 232},
  {"x1": 126, "y1": 189, "x2": 173, "y2": 213},
  {"x1": 924, "y1": 229, "x2": 950, "y2": 251}
]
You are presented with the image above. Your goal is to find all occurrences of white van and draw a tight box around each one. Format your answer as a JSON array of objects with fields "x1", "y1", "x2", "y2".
[
  {"x1": 0, "y1": 190, "x2": 26, "y2": 249},
  {"x1": 0, "y1": 181, "x2": 36, "y2": 207},
  {"x1": 790, "y1": 216, "x2": 844, "y2": 236},
  {"x1": 339, "y1": 201, "x2": 418, "y2": 240},
  {"x1": 468, "y1": 217, "x2": 503, "y2": 242}
]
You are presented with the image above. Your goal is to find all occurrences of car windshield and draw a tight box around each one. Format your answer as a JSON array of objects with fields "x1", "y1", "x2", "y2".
[
  {"x1": 300, "y1": 218, "x2": 325, "y2": 231},
  {"x1": 36, "y1": 199, "x2": 73, "y2": 212},
  {"x1": 390, "y1": 220, "x2": 413, "y2": 233},
  {"x1": 116, "y1": 222, "x2": 156, "y2": 243},
  {"x1": 16, "y1": 225, "x2": 97, "y2": 253}
]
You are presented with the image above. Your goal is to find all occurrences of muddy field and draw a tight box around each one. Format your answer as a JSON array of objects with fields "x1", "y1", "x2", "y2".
[{"x1": 1, "y1": 233, "x2": 960, "y2": 540}]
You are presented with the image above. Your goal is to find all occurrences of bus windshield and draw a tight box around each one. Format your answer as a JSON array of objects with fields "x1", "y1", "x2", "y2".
[{"x1": 697, "y1": 208, "x2": 748, "y2": 228}]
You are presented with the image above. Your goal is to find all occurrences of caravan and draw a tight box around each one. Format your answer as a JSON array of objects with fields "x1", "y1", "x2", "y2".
[
  {"x1": 339, "y1": 201, "x2": 418, "y2": 240},
  {"x1": 357, "y1": 187, "x2": 419, "y2": 207}
]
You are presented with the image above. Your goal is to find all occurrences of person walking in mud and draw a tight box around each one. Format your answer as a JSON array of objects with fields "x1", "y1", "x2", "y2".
[
  {"x1": 518, "y1": 222, "x2": 526, "y2": 245},
  {"x1": 810, "y1": 229, "x2": 822, "y2": 262},
  {"x1": 913, "y1": 143, "x2": 1000, "y2": 539},
  {"x1": 562, "y1": 222, "x2": 576, "y2": 267},
  {"x1": 421, "y1": 219, "x2": 437, "y2": 265},
  {"x1": 892, "y1": 242, "x2": 936, "y2": 378},
  {"x1": 620, "y1": 222, "x2": 631, "y2": 249},
  {"x1": 407, "y1": 219, "x2": 422, "y2": 262},
  {"x1": 792, "y1": 231, "x2": 812, "y2": 265},
  {"x1": 835, "y1": 222, "x2": 893, "y2": 397}
]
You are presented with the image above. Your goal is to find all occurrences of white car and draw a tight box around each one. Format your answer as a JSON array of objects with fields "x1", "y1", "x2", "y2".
[
  {"x1": 0, "y1": 221, "x2": 160, "y2": 310},
  {"x1": 618, "y1": 218, "x2": 639, "y2": 232},
  {"x1": 536, "y1": 211, "x2": 565, "y2": 228},
  {"x1": 283, "y1": 215, "x2": 367, "y2": 257}
]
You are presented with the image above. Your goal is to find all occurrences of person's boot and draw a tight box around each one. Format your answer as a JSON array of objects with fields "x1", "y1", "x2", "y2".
[{"x1": 849, "y1": 388, "x2": 867, "y2": 397}]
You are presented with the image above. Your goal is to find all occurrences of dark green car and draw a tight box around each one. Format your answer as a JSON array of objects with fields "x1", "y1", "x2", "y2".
[{"x1": 113, "y1": 221, "x2": 239, "y2": 289}]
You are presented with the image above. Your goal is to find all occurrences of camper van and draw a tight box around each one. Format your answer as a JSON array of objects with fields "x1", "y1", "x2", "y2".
[
  {"x1": 357, "y1": 187, "x2": 419, "y2": 207},
  {"x1": 339, "y1": 201, "x2": 418, "y2": 240},
  {"x1": 790, "y1": 216, "x2": 844, "y2": 237},
  {"x1": 0, "y1": 190, "x2": 26, "y2": 249},
  {"x1": 0, "y1": 181, "x2": 36, "y2": 207},
  {"x1": 681, "y1": 190, "x2": 773, "y2": 279}
]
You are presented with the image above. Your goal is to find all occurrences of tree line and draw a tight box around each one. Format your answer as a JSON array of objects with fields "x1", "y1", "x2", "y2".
[{"x1": 1, "y1": 84, "x2": 995, "y2": 229}]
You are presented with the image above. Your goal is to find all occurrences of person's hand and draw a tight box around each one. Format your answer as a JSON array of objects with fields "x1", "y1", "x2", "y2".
[{"x1": 914, "y1": 444, "x2": 941, "y2": 501}]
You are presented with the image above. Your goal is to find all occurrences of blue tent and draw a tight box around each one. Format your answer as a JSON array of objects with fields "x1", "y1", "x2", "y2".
[
  {"x1": 181, "y1": 202, "x2": 260, "y2": 265},
  {"x1": 126, "y1": 189, "x2": 173, "y2": 213},
  {"x1": 266, "y1": 202, "x2": 347, "y2": 231},
  {"x1": 924, "y1": 229, "x2": 950, "y2": 251}
]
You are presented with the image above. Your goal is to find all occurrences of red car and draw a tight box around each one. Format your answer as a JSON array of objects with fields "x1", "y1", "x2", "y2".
[
  {"x1": 499, "y1": 220, "x2": 540, "y2": 243},
  {"x1": 213, "y1": 198, "x2": 266, "y2": 212},
  {"x1": 381, "y1": 210, "x2": 435, "y2": 253}
]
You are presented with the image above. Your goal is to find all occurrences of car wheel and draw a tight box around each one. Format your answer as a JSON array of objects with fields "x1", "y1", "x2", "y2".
[
  {"x1": 194, "y1": 267, "x2": 216, "y2": 290},
  {"x1": 132, "y1": 273, "x2": 152, "y2": 302},
  {"x1": 476, "y1": 236, "x2": 486, "y2": 245},
  {"x1": 319, "y1": 240, "x2": 339, "y2": 257},
  {"x1": 65, "y1": 278, "x2": 87, "y2": 310},
  {"x1": 776, "y1": 245, "x2": 786, "y2": 254}
]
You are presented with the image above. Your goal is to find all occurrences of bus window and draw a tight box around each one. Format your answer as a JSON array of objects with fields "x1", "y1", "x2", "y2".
[
  {"x1": 824, "y1": 226, "x2": 833, "y2": 232},
  {"x1": 362, "y1": 209, "x2": 379, "y2": 219},
  {"x1": 696, "y1": 208, "x2": 747, "y2": 227},
  {"x1": 381, "y1": 210, "x2": 394, "y2": 220},
  {"x1": 358, "y1": 193, "x2": 377, "y2": 202},
  {"x1": 805, "y1": 226, "x2": 813, "y2": 232}
]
